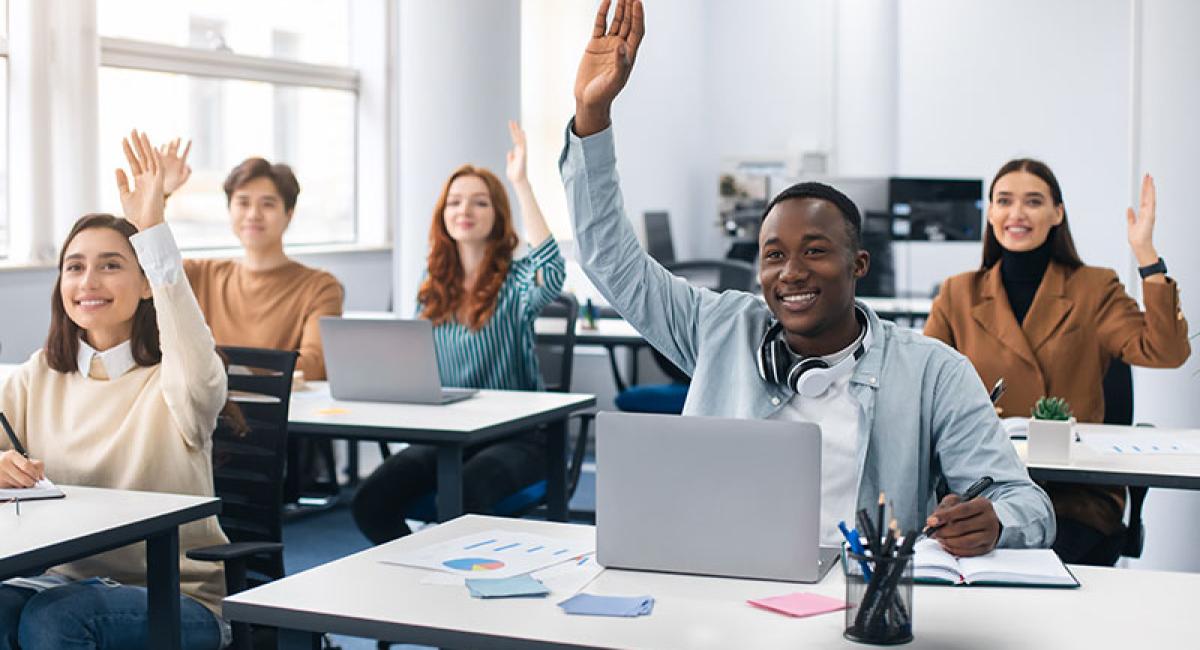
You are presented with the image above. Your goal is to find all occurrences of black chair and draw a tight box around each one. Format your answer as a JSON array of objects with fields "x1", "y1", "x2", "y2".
[
  {"x1": 187, "y1": 346, "x2": 298, "y2": 650},
  {"x1": 486, "y1": 293, "x2": 590, "y2": 517},
  {"x1": 1101, "y1": 359, "x2": 1149, "y2": 559}
]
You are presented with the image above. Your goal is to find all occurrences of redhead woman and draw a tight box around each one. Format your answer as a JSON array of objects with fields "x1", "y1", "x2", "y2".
[
  {"x1": 0, "y1": 133, "x2": 231, "y2": 649},
  {"x1": 353, "y1": 122, "x2": 566, "y2": 543},
  {"x1": 925, "y1": 160, "x2": 1190, "y2": 566}
]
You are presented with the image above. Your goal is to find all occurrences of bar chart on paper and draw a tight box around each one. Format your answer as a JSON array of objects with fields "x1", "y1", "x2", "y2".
[{"x1": 380, "y1": 530, "x2": 596, "y2": 580}]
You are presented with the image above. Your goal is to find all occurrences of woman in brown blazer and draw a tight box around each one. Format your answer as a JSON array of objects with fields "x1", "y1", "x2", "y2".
[{"x1": 925, "y1": 158, "x2": 1190, "y2": 565}]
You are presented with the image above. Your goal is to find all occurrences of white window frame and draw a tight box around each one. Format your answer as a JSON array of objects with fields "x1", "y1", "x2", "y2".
[{"x1": 2, "y1": 0, "x2": 393, "y2": 266}]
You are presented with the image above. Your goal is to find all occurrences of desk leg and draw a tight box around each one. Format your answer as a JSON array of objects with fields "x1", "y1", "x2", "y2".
[
  {"x1": 546, "y1": 419, "x2": 568, "y2": 522},
  {"x1": 436, "y1": 445, "x2": 464, "y2": 522},
  {"x1": 146, "y1": 528, "x2": 182, "y2": 650},
  {"x1": 277, "y1": 628, "x2": 322, "y2": 649}
]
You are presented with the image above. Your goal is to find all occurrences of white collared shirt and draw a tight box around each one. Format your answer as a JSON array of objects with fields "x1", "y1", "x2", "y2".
[{"x1": 76, "y1": 338, "x2": 137, "y2": 379}]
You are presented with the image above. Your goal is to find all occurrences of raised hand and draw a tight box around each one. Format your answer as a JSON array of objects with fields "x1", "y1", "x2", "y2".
[
  {"x1": 159, "y1": 137, "x2": 193, "y2": 196},
  {"x1": 1126, "y1": 173, "x2": 1158, "y2": 267},
  {"x1": 115, "y1": 130, "x2": 167, "y2": 232},
  {"x1": 505, "y1": 120, "x2": 528, "y2": 186},
  {"x1": 574, "y1": 0, "x2": 645, "y2": 137}
]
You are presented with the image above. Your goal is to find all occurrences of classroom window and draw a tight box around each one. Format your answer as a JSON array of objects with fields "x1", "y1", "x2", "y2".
[
  {"x1": 97, "y1": 67, "x2": 356, "y2": 249},
  {"x1": 94, "y1": 0, "x2": 360, "y2": 250},
  {"x1": 97, "y1": 0, "x2": 349, "y2": 67}
]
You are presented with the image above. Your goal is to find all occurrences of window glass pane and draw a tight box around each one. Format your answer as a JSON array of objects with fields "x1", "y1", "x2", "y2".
[
  {"x1": 98, "y1": 67, "x2": 355, "y2": 249},
  {"x1": 97, "y1": 0, "x2": 349, "y2": 67}
]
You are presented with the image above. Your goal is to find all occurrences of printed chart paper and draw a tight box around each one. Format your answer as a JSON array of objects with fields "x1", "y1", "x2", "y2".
[{"x1": 381, "y1": 530, "x2": 595, "y2": 580}]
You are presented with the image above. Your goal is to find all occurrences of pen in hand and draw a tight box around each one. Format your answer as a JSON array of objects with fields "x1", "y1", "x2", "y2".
[
  {"x1": 0, "y1": 412, "x2": 28, "y2": 458},
  {"x1": 0, "y1": 411, "x2": 43, "y2": 484},
  {"x1": 988, "y1": 378, "x2": 1006, "y2": 404},
  {"x1": 923, "y1": 476, "x2": 994, "y2": 537}
]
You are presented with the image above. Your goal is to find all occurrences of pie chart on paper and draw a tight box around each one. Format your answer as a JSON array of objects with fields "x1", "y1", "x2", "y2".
[{"x1": 443, "y1": 557, "x2": 506, "y2": 572}]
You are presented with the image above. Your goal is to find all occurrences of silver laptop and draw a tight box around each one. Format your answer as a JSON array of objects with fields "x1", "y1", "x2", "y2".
[
  {"x1": 319, "y1": 317, "x2": 478, "y2": 404},
  {"x1": 596, "y1": 412, "x2": 839, "y2": 582}
]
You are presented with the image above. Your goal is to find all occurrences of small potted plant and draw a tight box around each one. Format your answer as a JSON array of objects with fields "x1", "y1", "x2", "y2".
[{"x1": 1027, "y1": 396, "x2": 1075, "y2": 464}]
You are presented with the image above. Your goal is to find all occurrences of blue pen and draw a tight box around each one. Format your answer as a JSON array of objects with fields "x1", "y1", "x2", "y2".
[{"x1": 838, "y1": 521, "x2": 873, "y2": 580}]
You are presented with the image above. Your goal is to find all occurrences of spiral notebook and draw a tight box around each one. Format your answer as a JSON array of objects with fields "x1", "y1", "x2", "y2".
[
  {"x1": 0, "y1": 478, "x2": 65, "y2": 501},
  {"x1": 913, "y1": 538, "x2": 1079, "y2": 588}
]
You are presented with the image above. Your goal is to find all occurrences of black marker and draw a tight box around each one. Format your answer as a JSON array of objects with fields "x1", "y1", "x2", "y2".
[
  {"x1": 0, "y1": 412, "x2": 27, "y2": 458},
  {"x1": 923, "y1": 476, "x2": 994, "y2": 537}
]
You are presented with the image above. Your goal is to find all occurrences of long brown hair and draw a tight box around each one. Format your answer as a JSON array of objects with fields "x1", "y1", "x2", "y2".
[
  {"x1": 46, "y1": 214, "x2": 160, "y2": 372},
  {"x1": 981, "y1": 158, "x2": 1084, "y2": 270},
  {"x1": 418, "y1": 165, "x2": 518, "y2": 330},
  {"x1": 46, "y1": 213, "x2": 248, "y2": 433}
]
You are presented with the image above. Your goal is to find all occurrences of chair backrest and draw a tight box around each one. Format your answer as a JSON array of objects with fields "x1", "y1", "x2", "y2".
[
  {"x1": 643, "y1": 211, "x2": 676, "y2": 265},
  {"x1": 666, "y1": 259, "x2": 757, "y2": 293},
  {"x1": 1102, "y1": 359, "x2": 1133, "y2": 425},
  {"x1": 213, "y1": 346, "x2": 298, "y2": 582},
  {"x1": 536, "y1": 293, "x2": 579, "y2": 393}
]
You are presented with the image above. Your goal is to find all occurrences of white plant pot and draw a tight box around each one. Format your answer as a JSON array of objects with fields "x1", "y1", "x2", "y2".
[{"x1": 1027, "y1": 417, "x2": 1075, "y2": 464}]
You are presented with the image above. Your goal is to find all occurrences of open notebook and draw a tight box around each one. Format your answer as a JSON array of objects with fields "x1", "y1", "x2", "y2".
[
  {"x1": 914, "y1": 538, "x2": 1079, "y2": 588},
  {"x1": 0, "y1": 478, "x2": 65, "y2": 501}
]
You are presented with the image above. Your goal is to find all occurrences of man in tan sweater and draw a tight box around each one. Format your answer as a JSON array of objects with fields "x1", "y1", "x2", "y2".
[
  {"x1": 160, "y1": 146, "x2": 344, "y2": 498},
  {"x1": 158, "y1": 146, "x2": 344, "y2": 381}
]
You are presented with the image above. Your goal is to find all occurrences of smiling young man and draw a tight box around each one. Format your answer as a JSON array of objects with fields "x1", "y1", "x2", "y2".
[
  {"x1": 170, "y1": 156, "x2": 344, "y2": 381},
  {"x1": 560, "y1": 0, "x2": 1054, "y2": 555}
]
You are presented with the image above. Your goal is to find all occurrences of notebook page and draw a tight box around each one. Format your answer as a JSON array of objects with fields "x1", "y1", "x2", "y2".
[
  {"x1": 913, "y1": 538, "x2": 964, "y2": 584},
  {"x1": 0, "y1": 478, "x2": 65, "y2": 500},
  {"x1": 957, "y1": 548, "x2": 1076, "y2": 586}
]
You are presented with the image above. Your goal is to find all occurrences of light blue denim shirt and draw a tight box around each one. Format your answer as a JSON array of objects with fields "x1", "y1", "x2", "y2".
[{"x1": 560, "y1": 123, "x2": 1054, "y2": 548}]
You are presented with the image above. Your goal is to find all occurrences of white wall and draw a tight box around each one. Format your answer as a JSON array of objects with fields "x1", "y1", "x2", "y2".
[
  {"x1": 1120, "y1": 0, "x2": 1200, "y2": 573},
  {"x1": 393, "y1": 0, "x2": 522, "y2": 316}
]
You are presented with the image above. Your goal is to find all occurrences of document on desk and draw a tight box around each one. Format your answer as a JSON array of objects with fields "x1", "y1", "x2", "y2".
[
  {"x1": 0, "y1": 478, "x2": 65, "y2": 501},
  {"x1": 1079, "y1": 431, "x2": 1200, "y2": 455},
  {"x1": 382, "y1": 529, "x2": 595, "y2": 580},
  {"x1": 913, "y1": 538, "x2": 1079, "y2": 587},
  {"x1": 420, "y1": 552, "x2": 603, "y2": 596}
]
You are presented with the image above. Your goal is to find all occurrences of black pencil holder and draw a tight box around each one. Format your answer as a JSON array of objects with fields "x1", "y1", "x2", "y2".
[{"x1": 844, "y1": 550, "x2": 914, "y2": 645}]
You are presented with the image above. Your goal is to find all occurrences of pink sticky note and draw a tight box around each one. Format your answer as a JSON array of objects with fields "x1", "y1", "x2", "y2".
[{"x1": 748, "y1": 592, "x2": 848, "y2": 618}]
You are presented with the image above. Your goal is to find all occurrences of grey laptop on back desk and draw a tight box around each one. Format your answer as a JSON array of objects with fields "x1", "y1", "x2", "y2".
[
  {"x1": 597, "y1": 412, "x2": 839, "y2": 582},
  {"x1": 319, "y1": 317, "x2": 478, "y2": 404}
]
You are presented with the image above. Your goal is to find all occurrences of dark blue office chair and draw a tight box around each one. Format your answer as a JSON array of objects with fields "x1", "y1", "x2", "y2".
[{"x1": 614, "y1": 259, "x2": 756, "y2": 415}]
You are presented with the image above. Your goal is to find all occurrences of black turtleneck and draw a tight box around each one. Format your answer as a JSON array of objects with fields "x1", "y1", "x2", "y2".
[{"x1": 1000, "y1": 238, "x2": 1053, "y2": 325}]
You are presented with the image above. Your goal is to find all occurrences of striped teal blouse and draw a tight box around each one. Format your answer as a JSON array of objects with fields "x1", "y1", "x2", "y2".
[{"x1": 424, "y1": 237, "x2": 566, "y2": 391}]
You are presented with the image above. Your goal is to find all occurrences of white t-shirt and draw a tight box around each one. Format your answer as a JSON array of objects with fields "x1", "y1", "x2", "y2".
[{"x1": 766, "y1": 334, "x2": 865, "y2": 547}]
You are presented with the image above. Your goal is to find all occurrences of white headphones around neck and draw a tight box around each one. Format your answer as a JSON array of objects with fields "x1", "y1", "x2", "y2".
[{"x1": 756, "y1": 306, "x2": 872, "y2": 397}]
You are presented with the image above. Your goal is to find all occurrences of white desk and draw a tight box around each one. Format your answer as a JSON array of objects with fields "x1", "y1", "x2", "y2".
[
  {"x1": 535, "y1": 316, "x2": 646, "y2": 347},
  {"x1": 0, "y1": 485, "x2": 221, "y2": 650},
  {"x1": 225, "y1": 514, "x2": 1195, "y2": 649},
  {"x1": 288, "y1": 383, "x2": 595, "y2": 521},
  {"x1": 1019, "y1": 423, "x2": 1200, "y2": 490}
]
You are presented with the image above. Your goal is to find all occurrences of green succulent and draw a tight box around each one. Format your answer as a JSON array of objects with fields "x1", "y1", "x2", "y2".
[{"x1": 1031, "y1": 396, "x2": 1073, "y2": 421}]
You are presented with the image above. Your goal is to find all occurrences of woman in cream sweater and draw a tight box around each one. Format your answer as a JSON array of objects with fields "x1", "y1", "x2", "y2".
[{"x1": 0, "y1": 132, "x2": 230, "y2": 649}]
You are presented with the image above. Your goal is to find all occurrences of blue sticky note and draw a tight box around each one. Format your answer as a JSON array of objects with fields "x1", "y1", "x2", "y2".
[
  {"x1": 557, "y1": 593, "x2": 655, "y2": 617},
  {"x1": 465, "y1": 574, "x2": 549, "y2": 599}
]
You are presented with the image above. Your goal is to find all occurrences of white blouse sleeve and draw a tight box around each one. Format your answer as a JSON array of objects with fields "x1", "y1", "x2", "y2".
[{"x1": 130, "y1": 223, "x2": 227, "y2": 449}]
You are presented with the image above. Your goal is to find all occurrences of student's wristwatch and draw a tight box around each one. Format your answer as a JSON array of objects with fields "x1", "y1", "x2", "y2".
[{"x1": 1138, "y1": 257, "x2": 1168, "y2": 279}]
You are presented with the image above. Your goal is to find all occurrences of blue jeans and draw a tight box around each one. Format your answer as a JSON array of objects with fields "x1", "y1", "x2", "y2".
[{"x1": 0, "y1": 578, "x2": 222, "y2": 650}]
